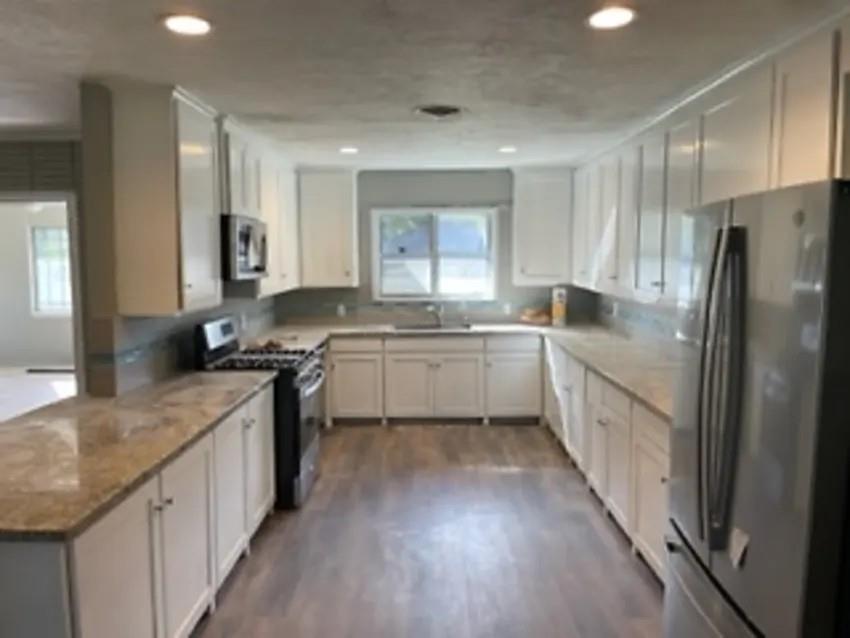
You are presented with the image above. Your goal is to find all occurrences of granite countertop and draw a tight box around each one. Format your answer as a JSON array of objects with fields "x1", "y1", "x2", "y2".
[
  {"x1": 261, "y1": 323, "x2": 679, "y2": 420},
  {"x1": 0, "y1": 371, "x2": 275, "y2": 541}
]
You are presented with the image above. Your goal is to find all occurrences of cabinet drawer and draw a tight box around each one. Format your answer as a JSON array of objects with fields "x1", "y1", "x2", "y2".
[
  {"x1": 330, "y1": 337, "x2": 383, "y2": 352},
  {"x1": 633, "y1": 401, "x2": 670, "y2": 455},
  {"x1": 486, "y1": 334, "x2": 540, "y2": 352},
  {"x1": 601, "y1": 379, "x2": 631, "y2": 419},
  {"x1": 385, "y1": 336, "x2": 485, "y2": 352}
]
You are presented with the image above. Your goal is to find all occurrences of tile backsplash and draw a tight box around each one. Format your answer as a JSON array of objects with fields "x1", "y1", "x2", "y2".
[{"x1": 597, "y1": 294, "x2": 677, "y2": 340}]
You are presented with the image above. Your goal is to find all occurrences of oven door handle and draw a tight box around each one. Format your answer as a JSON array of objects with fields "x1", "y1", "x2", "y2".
[{"x1": 300, "y1": 371, "x2": 325, "y2": 399}]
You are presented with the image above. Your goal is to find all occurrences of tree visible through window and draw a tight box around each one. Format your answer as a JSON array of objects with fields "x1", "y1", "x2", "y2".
[
  {"x1": 373, "y1": 208, "x2": 496, "y2": 300},
  {"x1": 31, "y1": 226, "x2": 72, "y2": 315}
]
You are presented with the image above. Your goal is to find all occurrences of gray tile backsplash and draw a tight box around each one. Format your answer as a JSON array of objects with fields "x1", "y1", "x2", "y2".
[{"x1": 597, "y1": 294, "x2": 677, "y2": 340}]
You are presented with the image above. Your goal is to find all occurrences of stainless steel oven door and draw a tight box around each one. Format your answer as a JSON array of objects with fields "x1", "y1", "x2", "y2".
[{"x1": 294, "y1": 370, "x2": 324, "y2": 505}]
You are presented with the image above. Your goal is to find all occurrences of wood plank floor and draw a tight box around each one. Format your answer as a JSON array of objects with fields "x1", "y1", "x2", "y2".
[{"x1": 194, "y1": 425, "x2": 663, "y2": 638}]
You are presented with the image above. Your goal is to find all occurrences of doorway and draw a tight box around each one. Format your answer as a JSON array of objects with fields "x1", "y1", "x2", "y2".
[{"x1": 0, "y1": 198, "x2": 82, "y2": 421}]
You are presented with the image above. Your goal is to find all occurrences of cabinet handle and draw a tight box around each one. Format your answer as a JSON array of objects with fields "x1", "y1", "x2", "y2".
[
  {"x1": 344, "y1": 270, "x2": 351, "y2": 277},
  {"x1": 184, "y1": 283, "x2": 193, "y2": 289},
  {"x1": 520, "y1": 266, "x2": 527, "y2": 275},
  {"x1": 660, "y1": 476, "x2": 668, "y2": 485},
  {"x1": 597, "y1": 418, "x2": 609, "y2": 427},
  {"x1": 152, "y1": 502, "x2": 165, "y2": 513},
  {"x1": 651, "y1": 281, "x2": 663, "y2": 288},
  {"x1": 163, "y1": 497, "x2": 175, "y2": 507},
  {"x1": 608, "y1": 275, "x2": 618, "y2": 280}
]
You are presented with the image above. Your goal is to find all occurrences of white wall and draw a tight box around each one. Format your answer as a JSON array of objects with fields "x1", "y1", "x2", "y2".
[{"x1": 0, "y1": 202, "x2": 74, "y2": 368}]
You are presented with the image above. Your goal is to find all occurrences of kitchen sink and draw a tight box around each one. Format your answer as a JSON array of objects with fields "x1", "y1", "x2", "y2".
[{"x1": 393, "y1": 323, "x2": 473, "y2": 331}]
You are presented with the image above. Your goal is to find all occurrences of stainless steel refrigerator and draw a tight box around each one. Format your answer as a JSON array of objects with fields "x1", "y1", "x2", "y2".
[{"x1": 664, "y1": 180, "x2": 850, "y2": 637}]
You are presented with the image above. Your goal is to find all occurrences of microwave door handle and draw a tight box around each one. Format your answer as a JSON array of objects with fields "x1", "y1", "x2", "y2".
[
  {"x1": 697, "y1": 226, "x2": 726, "y2": 542},
  {"x1": 708, "y1": 227, "x2": 747, "y2": 551}
]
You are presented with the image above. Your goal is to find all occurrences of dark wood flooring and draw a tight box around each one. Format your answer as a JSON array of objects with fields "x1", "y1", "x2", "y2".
[{"x1": 194, "y1": 425, "x2": 663, "y2": 638}]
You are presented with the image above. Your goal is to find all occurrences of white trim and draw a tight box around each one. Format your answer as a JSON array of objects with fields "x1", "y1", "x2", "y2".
[{"x1": 370, "y1": 206, "x2": 499, "y2": 302}]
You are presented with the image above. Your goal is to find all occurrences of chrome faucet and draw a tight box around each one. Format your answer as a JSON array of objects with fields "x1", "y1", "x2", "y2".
[{"x1": 426, "y1": 303, "x2": 445, "y2": 328}]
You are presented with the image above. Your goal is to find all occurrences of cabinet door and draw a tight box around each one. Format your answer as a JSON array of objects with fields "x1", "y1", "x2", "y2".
[
  {"x1": 159, "y1": 436, "x2": 213, "y2": 638},
  {"x1": 701, "y1": 67, "x2": 772, "y2": 203},
  {"x1": 840, "y1": 19, "x2": 850, "y2": 177},
  {"x1": 299, "y1": 170, "x2": 358, "y2": 288},
  {"x1": 587, "y1": 402, "x2": 609, "y2": 497},
  {"x1": 72, "y1": 477, "x2": 159, "y2": 638},
  {"x1": 572, "y1": 167, "x2": 591, "y2": 287},
  {"x1": 225, "y1": 130, "x2": 246, "y2": 216},
  {"x1": 259, "y1": 154, "x2": 283, "y2": 298},
  {"x1": 278, "y1": 165, "x2": 301, "y2": 291},
  {"x1": 605, "y1": 410, "x2": 632, "y2": 533},
  {"x1": 176, "y1": 98, "x2": 221, "y2": 312},
  {"x1": 512, "y1": 168, "x2": 571, "y2": 285},
  {"x1": 664, "y1": 118, "x2": 699, "y2": 304},
  {"x1": 543, "y1": 356, "x2": 562, "y2": 440},
  {"x1": 633, "y1": 434, "x2": 670, "y2": 579},
  {"x1": 598, "y1": 154, "x2": 620, "y2": 289},
  {"x1": 433, "y1": 354, "x2": 484, "y2": 417},
  {"x1": 773, "y1": 30, "x2": 836, "y2": 188},
  {"x1": 331, "y1": 354, "x2": 384, "y2": 417},
  {"x1": 485, "y1": 353, "x2": 541, "y2": 417},
  {"x1": 385, "y1": 355, "x2": 433, "y2": 417},
  {"x1": 245, "y1": 385, "x2": 275, "y2": 536},
  {"x1": 212, "y1": 407, "x2": 246, "y2": 589},
  {"x1": 586, "y1": 163, "x2": 603, "y2": 288},
  {"x1": 617, "y1": 146, "x2": 640, "y2": 290},
  {"x1": 636, "y1": 133, "x2": 666, "y2": 295}
]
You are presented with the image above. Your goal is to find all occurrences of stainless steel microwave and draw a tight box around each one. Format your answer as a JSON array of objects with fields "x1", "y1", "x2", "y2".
[{"x1": 222, "y1": 214, "x2": 268, "y2": 280}]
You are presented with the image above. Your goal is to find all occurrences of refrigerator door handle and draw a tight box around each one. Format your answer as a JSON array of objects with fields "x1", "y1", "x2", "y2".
[
  {"x1": 697, "y1": 226, "x2": 727, "y2": 542},
  {"x1": 708, "y1": 226, "x2": 747, "y2": 551}
]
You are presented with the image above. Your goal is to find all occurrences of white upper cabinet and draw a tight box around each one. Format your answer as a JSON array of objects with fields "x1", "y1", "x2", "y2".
[
  {"x1": 299, "y1": 169, "x2": 359, "y2": 288},
  {"x1": 617, "y1": 146, "x2": 640, "y2": 291},
  {"x1": 586, "y1": 162, "x2": 604, "y2": 287},
  {"x1": 840, "y1": 18, "x2": 850, "y2": 177},
  {"x1": 106, "y1": 85, "x2": 221, "y2": 316},
  {"x1": 700, "y1": 66, "x2": 773, "y2": 204},
  {"x1": 221, "y1": 123, "x2": 262, "y2": 219},
  {"x1": 278, "y1": 165, "x2": 301, "y2": 292},
  {"x1": 571, "y1": 166, "x2": 592, "y2": 287},
  {"x1": 772, "y1": 29, "x2": 837, "y2": 188},
  {"x1": 664, "y1": 118, "x2": 699, "y2": 305},
  {"x1": 511, "y1": 168, "x2": 572, "y2": 286},
  {"x1": 636, "y1": 133, "x2": 667, "y2": 296},
  {"x1": 598, "y1": 154, "x2": 620, "y2": 290}
]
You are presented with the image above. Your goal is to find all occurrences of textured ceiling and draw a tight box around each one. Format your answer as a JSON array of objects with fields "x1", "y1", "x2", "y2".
[{"x1": 1, "y1": 0, "x2": 848, "y2": 167}]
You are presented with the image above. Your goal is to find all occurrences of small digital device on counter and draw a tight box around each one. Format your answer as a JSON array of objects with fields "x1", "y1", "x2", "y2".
[{"x1": 196, "y1": 316, "x2": 325, "y2": 508}]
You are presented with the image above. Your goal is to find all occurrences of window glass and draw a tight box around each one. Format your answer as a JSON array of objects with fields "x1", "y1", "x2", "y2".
[
  {"x1": 380, "y1": 214, "x2": 431, "y2": 256},
  {"x1": 31, "y1": 226, "x2": 72, "y2": 315},
  {"x1": 437, "y1": 213, "x2": 488, "y2": 255},
  {"x1": 380, "y1": 258, "x2": 432, "y2": 296}
]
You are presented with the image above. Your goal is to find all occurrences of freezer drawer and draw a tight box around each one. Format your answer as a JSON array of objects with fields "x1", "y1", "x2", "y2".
[{"x1": 663, "y1": 529, "x2": 759, "y2": 638}]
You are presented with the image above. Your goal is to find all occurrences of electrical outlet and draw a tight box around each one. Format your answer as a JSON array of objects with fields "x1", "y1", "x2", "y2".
[
  {"x1": 239, "y1": 312, "x2": 248, "y2": 332},
  {"x1": 503, "y1": 302, "x2": 512, "y2": 316},
  {"x1": 337, "y1": 304, "x2": 347, "y2": 317}
]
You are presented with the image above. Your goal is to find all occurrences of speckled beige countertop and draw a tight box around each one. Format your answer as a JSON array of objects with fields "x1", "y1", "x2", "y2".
[
  {"x1": 260, "y1": 323, "x2": 680, "y2": 420},
  {"x1": 0, "y1": 371, "x2": 275, "y2": 541}
]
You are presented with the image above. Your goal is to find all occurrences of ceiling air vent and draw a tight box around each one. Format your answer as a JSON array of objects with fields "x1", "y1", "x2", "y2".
[{"x1": 414, "y1": 104, "x2": 463, "y2": 120}]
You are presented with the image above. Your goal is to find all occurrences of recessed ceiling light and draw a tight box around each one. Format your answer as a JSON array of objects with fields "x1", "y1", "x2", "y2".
[
  {"x1": 587, "y1": 6, "x2": 636, "y2": 30},
  {"x1": 499, "y1": 146, "x2": 518, "y2": 154},
  {"x1": 162, "y1": 14, "x2": 212, "y2": 36},
  {"x1": 339, "y1": 146, "x2": 359, "y2": 155}
]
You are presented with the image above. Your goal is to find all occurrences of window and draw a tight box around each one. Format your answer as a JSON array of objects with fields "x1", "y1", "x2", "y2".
[
  {"x1": 30, "y1": 226, "x2": 72, "y2": 316},
  {"x1": 372, "y1": 208, "x2": 496, "y2": 300}
]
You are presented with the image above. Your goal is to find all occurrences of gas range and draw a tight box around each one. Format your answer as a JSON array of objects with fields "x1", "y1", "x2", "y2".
[{"x1": 195, "y1": 317, "x2": 325, "y2": 509}]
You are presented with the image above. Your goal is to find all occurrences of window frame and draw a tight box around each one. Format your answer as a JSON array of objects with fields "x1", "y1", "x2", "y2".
[
  {"x1": 28, "y1": 223, "x2": 73, "y2": 318},
  {"x1": 370, "y1": 206, "x2": 498, "y2": 302}
]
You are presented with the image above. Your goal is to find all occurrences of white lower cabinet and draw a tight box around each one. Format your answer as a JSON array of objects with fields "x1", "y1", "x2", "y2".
[
  {"x1": 385, "y1": 352, "x2": 484, "y2": 418},
  {"x1": 604, "y1": 408, "x2": 632, "y2": 533},
  {"x1": 60, "y1": 385, "x2": 277, "y2": 638},
  {"x1": 631, "y1": 404, "x2": 671, "y2": 580},
  {"x1": 330, "y1": 354, "x2": 384, "y2": 418},
  {"x1": 213, "y1": 408, "x2": 247, "y2": 589},
  {"x1": 585, "y1": 372, "x2": 607, "y2": 497},
  {"x1": 158, "y1": 435, "x2": 214, "y2": 638},
  {"x1": 433, "y1": 354, "x2": 485, "y2": 417},
  {"x1": 485, "y1": 353, "x2": 541, "y2": 417},
  {"x1": 72, "y1": 477, "x2": 160, "y2": 638},
  {"x1": 244, "y1": 385, "x2": 276, "y2": 537},
  {"x1": 385, "y1": 355, "x2": 434, "y2": 417}
]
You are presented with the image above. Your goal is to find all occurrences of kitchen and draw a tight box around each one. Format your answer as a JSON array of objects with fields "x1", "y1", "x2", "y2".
[{"x1": 2, "y1": 2, "x2": 850, "y2": 637}]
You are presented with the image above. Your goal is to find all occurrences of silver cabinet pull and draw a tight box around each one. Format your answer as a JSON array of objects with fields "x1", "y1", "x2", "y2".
[
  {"x1": 596, "y1": 418, "x2": 609, "y2": 427},
  {"x1": 660, "y1": 476, "x2": 668, "y2": 485},
  {"x1": 163, "y1": 497, "x2": 175, "y2": 507},
  {"x1": 651, "y1": 281, "x2": 663, "y2": 288}
]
